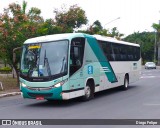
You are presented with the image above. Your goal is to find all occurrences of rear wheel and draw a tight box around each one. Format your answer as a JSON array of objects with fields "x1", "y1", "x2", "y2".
[{"x1": 120, "y1": 75, "x2": 129, "y2": 90}]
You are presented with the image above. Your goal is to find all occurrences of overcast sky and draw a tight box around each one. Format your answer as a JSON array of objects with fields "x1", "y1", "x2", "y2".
[{"x1": 0, "y1": 0, "x2": 160, "y2": 36}]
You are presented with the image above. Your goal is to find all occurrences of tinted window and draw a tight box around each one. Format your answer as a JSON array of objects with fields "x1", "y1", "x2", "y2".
[
  {"x1": 98, "y1": 40, "x2": 114, "y2": 61},
  {"x1": 98, "y1": 40, "x2": 140, "y2": 61},
  {"x1": 70, "y1": 37, "x2": 85, "y2": 76}
]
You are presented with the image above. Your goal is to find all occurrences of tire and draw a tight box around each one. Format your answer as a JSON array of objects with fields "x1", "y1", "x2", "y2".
[
  {"x1": 120, "y1": 75, "x2": 129, "y2": 90},
  {"x1": 81, "y1": 82, "x2": 94, "y2": 101}
]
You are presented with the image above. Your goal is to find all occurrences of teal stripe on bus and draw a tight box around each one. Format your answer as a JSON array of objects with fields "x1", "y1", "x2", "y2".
[{"x1": 84, "y1": 34, "x2": 117, "y2": 83}]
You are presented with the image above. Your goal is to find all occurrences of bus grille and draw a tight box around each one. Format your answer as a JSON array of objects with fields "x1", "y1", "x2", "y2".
[
  {"x1": 27, "y1": 92, "x2": 53, "y2": 98},
  {"x1": 27, "y1": 87, "x2": 52, "y2": 91}
]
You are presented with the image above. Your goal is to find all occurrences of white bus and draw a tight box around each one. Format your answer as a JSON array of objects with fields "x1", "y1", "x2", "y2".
[{"x1": 20, "y1": 33, "x2": 141, "y2": 101}]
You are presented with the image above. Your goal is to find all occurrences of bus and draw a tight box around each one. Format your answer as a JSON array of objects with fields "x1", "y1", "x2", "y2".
[{"x1": 20, "y1": 33, "x2": 141, "y2": 101}]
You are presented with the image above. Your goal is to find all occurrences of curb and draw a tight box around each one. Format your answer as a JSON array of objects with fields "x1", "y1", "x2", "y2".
[{"x1": 0, "y1": 92, "x2": 21, "y2": 98}]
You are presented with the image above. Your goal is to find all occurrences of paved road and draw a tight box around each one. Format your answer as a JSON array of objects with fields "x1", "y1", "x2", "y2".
[{"x1": 0, "y1": 69, "x2": 160, "y2": 127}]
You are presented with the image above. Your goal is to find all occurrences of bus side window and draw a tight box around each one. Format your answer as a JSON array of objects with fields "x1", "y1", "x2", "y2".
[
  {"x1": 97, "y1": 40, "x2": 113, "y2": 61},
  {"x1": 70, "y1": 37, "x2": 85, "y2": 76}
]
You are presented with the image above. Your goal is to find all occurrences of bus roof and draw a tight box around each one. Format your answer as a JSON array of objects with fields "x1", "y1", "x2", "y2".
[
  {"x1": 24, "y1": 33, "x2": 85, "y2": 44},
  {"x1": 24, "y1": 33, "x2": 140, "y2": 47},
  {"x1": 93, "y1": 35, "x2": 140, "y2": 47}
]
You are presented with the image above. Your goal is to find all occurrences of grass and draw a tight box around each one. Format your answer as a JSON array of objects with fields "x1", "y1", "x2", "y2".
[{"x1": 0, "y1": 75, "x2": 19, "y2": 91}]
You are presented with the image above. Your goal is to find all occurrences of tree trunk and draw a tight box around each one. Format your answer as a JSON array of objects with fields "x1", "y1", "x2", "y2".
[
  {"x1": 12, "y1": 68, "x2": 15, "y2": 78},
  {"x1": 12, "y1": 47, "x2": 22, "y2": 86},
  {"x1": 12, "y1": 64, "x2": 20, "y2": 86}
]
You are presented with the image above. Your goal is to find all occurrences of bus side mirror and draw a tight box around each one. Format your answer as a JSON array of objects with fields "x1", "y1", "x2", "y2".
[{"x1": 13, "y1": 47, "x2": 22, "y2": 63}]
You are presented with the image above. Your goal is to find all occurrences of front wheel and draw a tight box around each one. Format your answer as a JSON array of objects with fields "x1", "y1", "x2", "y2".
[{"x1": 81, "y1": 82, "x2": 94, "y2": 101}]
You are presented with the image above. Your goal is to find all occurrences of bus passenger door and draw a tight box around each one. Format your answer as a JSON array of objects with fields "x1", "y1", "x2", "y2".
[{"x1": 69, "y1": 37, "x2": 85, "y2": 98}]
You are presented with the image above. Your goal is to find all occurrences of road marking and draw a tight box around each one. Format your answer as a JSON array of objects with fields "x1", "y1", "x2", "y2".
[
  {"x1": 146, "y1": 74, "x2": 152, "y2": 75},
  {"x1": 140, "y1": 76, "x2": 160, "y2": 79},
  {"x1": 142, "y1": 70, "x2": 160, "y2": 73},
  {"x1": 144, "y1": 103, "x2": 160, "y2": 106}
]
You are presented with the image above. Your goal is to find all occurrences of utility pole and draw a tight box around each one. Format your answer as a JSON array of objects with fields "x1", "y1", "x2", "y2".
[
  {"x1": 157, "y1": 20, "x2": 160, "y2": 65},
  {"x1": 154, "y1": 30, "x2": 157, "y2": 63}
]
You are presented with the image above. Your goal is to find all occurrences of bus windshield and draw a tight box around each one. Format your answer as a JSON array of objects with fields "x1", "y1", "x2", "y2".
[{"x1": 20, "y1": 40, "x2": 68, "y2": 78}]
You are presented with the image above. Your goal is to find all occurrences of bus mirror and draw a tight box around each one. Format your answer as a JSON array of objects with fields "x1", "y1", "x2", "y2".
[{"x1": 13, "y1": 47, "x2": 22, "y2": 63}]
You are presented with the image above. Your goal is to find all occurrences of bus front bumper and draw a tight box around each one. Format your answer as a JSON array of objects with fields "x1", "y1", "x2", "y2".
[{"x1": 20, "y1": 86, "x2": 64, "y2": 100}]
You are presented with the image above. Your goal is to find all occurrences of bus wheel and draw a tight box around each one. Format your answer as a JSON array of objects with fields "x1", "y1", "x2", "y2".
[
  {"x1": 121, "y1": 75, "x2": 129, "y2": 90},
  {"x1": 81, "y1": 82, "x2": 94, "y2": 101}
]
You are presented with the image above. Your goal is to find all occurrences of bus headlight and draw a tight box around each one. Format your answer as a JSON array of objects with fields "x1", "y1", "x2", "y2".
[
  {"x1": 54, "y1": 83, "x2": 61, "y2": 88},
  {"x1": 21, "y1": 83, "x2": 27, "y2": 87},
  {"x1": 54, "y1": 79, "x2": 68, "y2": 88}
]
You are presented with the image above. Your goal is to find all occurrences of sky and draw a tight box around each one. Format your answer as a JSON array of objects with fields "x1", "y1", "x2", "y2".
[{"x1": 0, "y1": 0, "x2": 160, "y2": 36}]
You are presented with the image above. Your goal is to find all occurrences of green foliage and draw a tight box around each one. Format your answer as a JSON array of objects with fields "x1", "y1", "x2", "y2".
[
  {"x1": 0, "y1": 67, "x2": 12, "y2": 73},
  {"x1": 92, "y1": 20, "x2": 103, "y2": 34},
  {"x1": 152, "y1": 23, "x2": 160, "y2": 46},
  {"x1": 54, "y1": 4, "x2": 88, "y2": 32},
  {"x1": 79, "y1": 20, "x2": 124, "y2": 40},
  {"x1": 152, "y1": 23, "x2": 160, "y2": 32},
  {"x1": 0, "y1": 1, "x2": 49, "y2": 83}
]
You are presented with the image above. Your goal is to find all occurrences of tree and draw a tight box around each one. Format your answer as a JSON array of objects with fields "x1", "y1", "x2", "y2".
[
  {"x1": 54, "y1": 4, "x2": 88, "y2": 32},
  {"x1": 0, "y1": 2, "x2": 28, "y2": 83},
  {"x1": 91, "y1": 20, "x2": 103, "y2": 34},
  {"x1": 153, "y1": 24, "x2": 160, "y2": 40},
  {"x1": 40, "y1": 19, "x2": 63, "y2": 35},
  {"x1": 79, "y1": 20, "x2": 124, "y2": 40},
  {"x1": 152, "y1": 23, "x2": 160, "y2": 50},
  {"x1": 109, "y1": 27, "x2": 124, "y2": 40},
  {"x1": 0, "y1": 1, "x2": 47, "y2": 83}
]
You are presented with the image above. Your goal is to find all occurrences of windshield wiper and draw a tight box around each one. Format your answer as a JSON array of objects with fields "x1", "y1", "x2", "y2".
[
  {"x1": 27, "y1": 51, "x2": 39, "y2": 77},
  {"x1": 44, "y1": 49, "x2": 51, "y2": 76},
  {"x1": 60, "y1": 57, "x2": 67, "y2": 73},
  {"x1": 27, "y1": 66, "x2": 32, "y2": 77}
]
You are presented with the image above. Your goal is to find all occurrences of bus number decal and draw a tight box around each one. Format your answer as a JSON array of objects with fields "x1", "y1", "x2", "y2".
[{"x1": 88, "y1": 66, "x2": 93, "y2": 74}]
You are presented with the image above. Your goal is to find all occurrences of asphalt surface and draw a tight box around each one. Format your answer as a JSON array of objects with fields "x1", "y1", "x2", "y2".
[{"x1": 0, "y1": 68, "x2": 160, "y2": 128}]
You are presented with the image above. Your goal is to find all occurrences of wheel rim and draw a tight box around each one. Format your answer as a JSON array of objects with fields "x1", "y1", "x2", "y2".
[{"x1": 85, "y1": 86, "x2": 91, "y2": 98}]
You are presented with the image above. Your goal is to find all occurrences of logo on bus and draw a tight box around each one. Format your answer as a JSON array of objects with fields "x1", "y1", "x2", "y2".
[
  {"x1": 88, "y1": 66, "x2": 93, "y2": 74},
  {"x1": 133, "y1": 63, "x2": 137, "y2": 70}
]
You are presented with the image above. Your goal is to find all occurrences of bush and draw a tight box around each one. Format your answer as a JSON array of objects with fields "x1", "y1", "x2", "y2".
[{"x1": 0, "y1": 67, "x2": 12, "y2": 73}]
